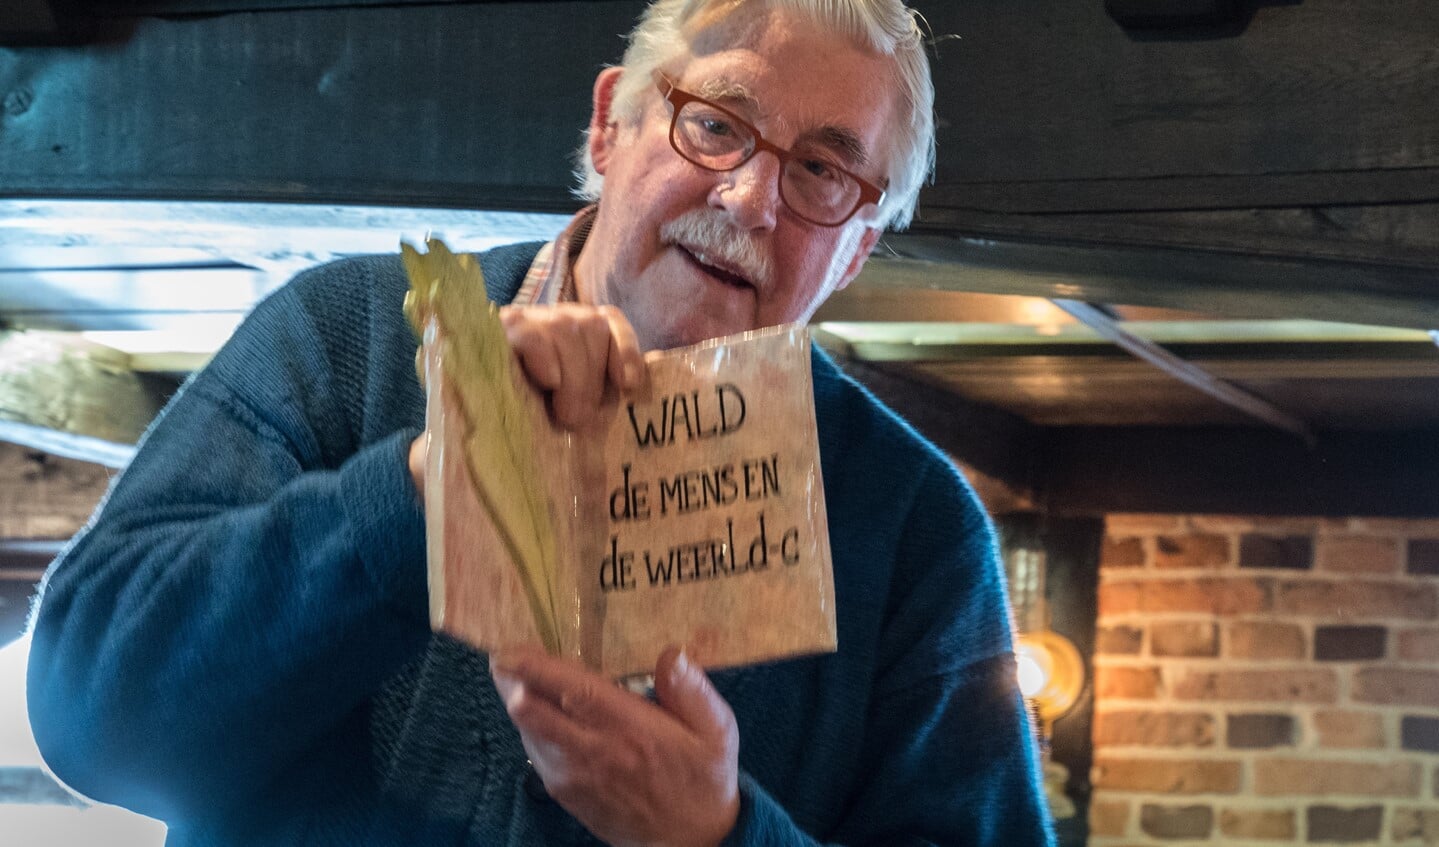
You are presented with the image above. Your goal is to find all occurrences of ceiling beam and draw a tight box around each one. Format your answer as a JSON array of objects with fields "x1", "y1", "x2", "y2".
[
  {"x1": 928, "y1": 168, "x2": 1439, "y2": 216},
  {"x1": 1043, "y1": 426, "x2": 1439, "y2": 518},
  {"x1": 0, "y1": 1, "x2": 59, "y2": 38},
  {"x1": 1053, "y1": 299, "x2": 1315, "y2": 444},
  {"x1": 817, "y1": 320, "x2": 1439, "y2": 363},
  {"x1": 865, "y1": 233, "x2": 1439, "y2": 331},
  {"x1": 831, "y1": 354, "x2": 1439, "y2": 518}
]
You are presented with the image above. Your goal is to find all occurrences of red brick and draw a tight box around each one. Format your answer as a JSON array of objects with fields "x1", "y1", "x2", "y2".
[
  {"x1": 1409, "y1": 538, "x2": 1439, "y2": 576},
  {"x1": 1096, "y1": 625, "x2": 1144, "y2": 655},
  {"x1": 1171, "y1": 669, "x2": 1338, "y2": 704},
  {"x1": 1092, "y1": 757, "x2": 1241, "y2": 794},
  {"x1": 1088, "y1": 799, "x2": 1130, "y2": 837},
  {"x1": 1313, "y1": 625, "x2": 1387, "y2": 661},
  {"x1": 1107, "y1": 514, "x2": 1185, "y2": 534},
  {"x1": 1098, "y1": 582, "x2": 1142, "y2": 615},
  {"x1": 1397, "y1": 627, "x2": 1439, "y2": 661},
  {"x1": 1255, "y1": 759, "x2": 1419, "y2": 797},
  {"x1": 1275, "y1": 579, "x2": 1437, "y2": 620},
  {"x1": 1313, "y1": 710, "x2": 1386, "y2": 750},
  {"x1": 1226, "y1": 713, "x2": 1295, "y2": 749},
  {"x1": 1317, "y1": 535, "x2": 1400, "y2": 574},
  {"x1": 1353, "y1": 668, "x2": 1439, "y2": 707},
  {"x1": 1239, "y1": 534, "x2": 1313, "y2": 570},
  {"x1": 1345, "y1": 518, "x2": 1439, "y2": 534},
  {"x1": 1154, "y1": 534, "x2": 1231, "y2": 569},
  {"x1": 1093, "y1": 711, "x2": 1215, "y2": 748},
  {"x1": 1140, "y1": 804, "x2": 1213, "y2": 839},
  {"x1": 1100, "y1": 578, "x2": 1271, "y2": 617},
  {"x1": 1227, "y1": 621, "x2": 1306, "y2": 660},
  {"x1": 1151, "y1": 622, "x2": 1219, "y2": 657},
  {"x1": 1219, "y1": 808, "x2": 1296, "y2": 840},
  {"x1": 1308, "y1": 806, "x2": 1383, "y2": 842},
  {"x1": 1393, "y1": 807, "x2": 1439, "y2": 843},
  {"x1": 1096, "y1": 666, "x2": 1162, "y2": 700},
  {"x1": 1400, "y1": 716, "x2": 1439, "y2": 753},
  {"x1": 1192, "y1": 515, "x2": 1318, "y2": 534},
  {"x1": 1102, "y1": 537, "x2": 1146, "y2": 569}
]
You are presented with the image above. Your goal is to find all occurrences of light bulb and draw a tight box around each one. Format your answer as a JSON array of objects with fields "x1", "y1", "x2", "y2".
[{"x1": 1015, "y1": 644, "x2": 1049, "y2": 698}]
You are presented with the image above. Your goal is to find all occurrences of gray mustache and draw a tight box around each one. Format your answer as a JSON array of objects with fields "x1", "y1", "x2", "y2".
[{"x1": 660, "y1": 210, "x2": 772, "y2": 288}]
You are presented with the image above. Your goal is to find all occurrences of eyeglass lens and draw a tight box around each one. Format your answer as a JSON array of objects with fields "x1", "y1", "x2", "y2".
[{"x1": 672, "y1": 99, "x2": 861, "y2": 226}]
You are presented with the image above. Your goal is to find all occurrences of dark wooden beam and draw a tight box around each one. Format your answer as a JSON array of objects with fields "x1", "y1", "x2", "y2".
[
  {"x1": 0, "y1": 1, "x2": 60, "y2": 37},
  {"x1": 1042, "y1": 426, "x2": 1439, "y2": 517},
  {"x1": 0, "y1": 3, "x2": 643, "y2": 206},
  {"x1": 837, "y1": 355, "x2": 1439, "y2": 518},
  {"x1": 78, "y1": 0, "x2": 592, "y2": 14},
  {"x1": 2, "y1": 0, "x2": 1437, "y2": 322},
  {"x1": 927, "y1": 2, "x2": 1439, "y2": 187},
  {"x1": 1104, "y1": 0, "x2": 1251, "y2": 30},
  {"x1": 928, "y1": 169, "x2": 1439, "y2": 216}
]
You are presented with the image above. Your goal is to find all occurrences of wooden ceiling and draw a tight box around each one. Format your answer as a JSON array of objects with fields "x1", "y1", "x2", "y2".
[
  {"x1": 3, "y1": 199, "x2": 1436, "y2": 448},
  {"x1": 2, "y1": 0, "x2": 1437, "y2": 514}
]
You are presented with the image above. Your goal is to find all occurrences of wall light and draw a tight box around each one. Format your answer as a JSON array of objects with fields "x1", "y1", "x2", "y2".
[{"x1": 998, "y1": 512, "x2": 1087, "y2": 820}]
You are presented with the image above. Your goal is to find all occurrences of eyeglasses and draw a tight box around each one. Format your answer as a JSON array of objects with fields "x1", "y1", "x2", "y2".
[{"x1": 653, "y1": 72, "x2": 886, "y2": 228}]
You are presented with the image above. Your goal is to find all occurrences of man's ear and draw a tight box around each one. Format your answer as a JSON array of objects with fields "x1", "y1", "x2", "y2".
[
  {"x1": 588, "y1": 67, "x2": 626, "y2": 176},
  {"x1": 835, "y1": 226, "x2": 883, "y2": 291}
]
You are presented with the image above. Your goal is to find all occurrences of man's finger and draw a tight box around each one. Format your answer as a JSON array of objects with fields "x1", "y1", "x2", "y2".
[
  {"x1": 654, "y1": 647, "x2": 736, "y2": 746},
  {"x1": 502, "y1": 308, "x2": 564, "y2": 390},
  {"x1": 492, "y1": 648, "x2": 668, "y2": 730},
  {"x1": 552, "y1": 315, "x2": 613, "y2": 428},
  {"x1": 491, "y1": 660, "x2": 604, "y2": 755},
  {"x1": 600, "y1": 305, "x2": 646, "y2": 392}
]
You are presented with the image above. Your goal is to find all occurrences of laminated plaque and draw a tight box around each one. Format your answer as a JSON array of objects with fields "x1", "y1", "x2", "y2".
[{"x1": 403, "y1": 239, "x2": 836, "y2": 678}]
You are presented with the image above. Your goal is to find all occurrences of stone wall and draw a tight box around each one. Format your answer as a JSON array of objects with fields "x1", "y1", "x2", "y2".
[{"x1": 1090, "y1": 514, "x2": 1439, "y2": 846}]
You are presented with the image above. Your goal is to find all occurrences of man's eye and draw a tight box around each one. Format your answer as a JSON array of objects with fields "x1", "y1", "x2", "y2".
[
  {"x1": 798, "y1": 158, "x2": 841, "y2": 181},
  {"x1": 700, "y1": 117, "x2": 735, "y2": 137}
]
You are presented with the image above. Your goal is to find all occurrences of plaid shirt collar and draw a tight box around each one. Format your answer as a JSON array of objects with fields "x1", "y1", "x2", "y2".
[{"x1": 514, "y1": 204, "x2": 597, "y2": 306}]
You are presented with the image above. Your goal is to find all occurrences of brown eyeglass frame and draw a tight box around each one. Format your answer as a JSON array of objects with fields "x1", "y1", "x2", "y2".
[{"x1": 652, "y1": 72, "x2": 887, "y2": 227}]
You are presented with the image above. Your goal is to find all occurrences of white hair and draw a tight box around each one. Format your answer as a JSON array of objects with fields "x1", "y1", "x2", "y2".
[{"x1": 575, "y1": 0, "x2": 935, "y2": 230}]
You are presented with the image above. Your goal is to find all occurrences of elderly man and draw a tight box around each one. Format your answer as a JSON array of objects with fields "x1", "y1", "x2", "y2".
[{"x1": 29, "y1": 1, "x2": 1053, "y2": 845}]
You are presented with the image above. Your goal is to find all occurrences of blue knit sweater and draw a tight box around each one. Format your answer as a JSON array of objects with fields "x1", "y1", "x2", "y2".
[{"x1": 28, "y1": 243, "x2": 1052, "y2": 846}]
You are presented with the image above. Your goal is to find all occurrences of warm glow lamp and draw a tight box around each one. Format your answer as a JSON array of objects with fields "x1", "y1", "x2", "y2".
[
  {"x1": 997, "y1": 513, "x2": 1088, "y2": 820},
  {"x1": 1015, "y1": 629, "x2": 1085, "y2": 725}
]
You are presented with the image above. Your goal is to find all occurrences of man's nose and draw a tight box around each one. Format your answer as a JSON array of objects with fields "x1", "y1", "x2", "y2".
[{"x1": 709, "y1": 153, "x2": 781, "y2": 232}]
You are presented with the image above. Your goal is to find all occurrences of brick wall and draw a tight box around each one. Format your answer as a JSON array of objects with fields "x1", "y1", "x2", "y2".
[{"x1": 1091, "y1": 515, "x2": 1439, "y2": 846}]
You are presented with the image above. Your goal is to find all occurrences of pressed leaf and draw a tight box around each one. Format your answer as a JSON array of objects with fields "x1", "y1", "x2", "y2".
[{"x1": 402, "y1": 239, "x2": 561, "y2": 653}]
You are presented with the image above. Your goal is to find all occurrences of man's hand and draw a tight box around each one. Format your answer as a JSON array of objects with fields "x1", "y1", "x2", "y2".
[
  {"x1": 501, "y1": 303, "x2": 647, "y2": 430},
  {"x1": 407, "y1": 303, "x2": 646, "y2": 497},
  {"x1": 490, "y1": 646, "x2": 741, "y2": 847}
]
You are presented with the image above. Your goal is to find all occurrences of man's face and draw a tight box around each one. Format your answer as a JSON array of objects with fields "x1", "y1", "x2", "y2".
[{"x1": 574, "y1": 7, "x2": 898, "y2": 351}]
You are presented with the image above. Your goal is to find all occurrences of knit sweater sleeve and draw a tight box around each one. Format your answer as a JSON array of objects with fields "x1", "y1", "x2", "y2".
[
  {"x1": 724, "y1": 459, "x2": 1054, "y2": 847},
  {"x1": 25, "y1": 261, "x2": 432, "y2": 825}
]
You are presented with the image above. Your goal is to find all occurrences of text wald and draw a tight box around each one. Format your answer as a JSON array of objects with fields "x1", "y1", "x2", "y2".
[{"x1": 601, "y1": 383, "x2": 801, "y2": 593}]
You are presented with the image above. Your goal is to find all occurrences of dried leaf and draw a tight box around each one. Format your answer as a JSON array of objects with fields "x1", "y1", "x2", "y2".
[{"x1": 402, "y1": 239, "x2": 561, "y2": 653}]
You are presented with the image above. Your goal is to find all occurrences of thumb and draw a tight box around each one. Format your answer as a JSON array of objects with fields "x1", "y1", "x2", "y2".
[
  {"x1": 654, "y1": 647, "x2": 735, "y2": 745},
  {"x1": 407, "y1": 434, "x2": 428, "y2": 498}
]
